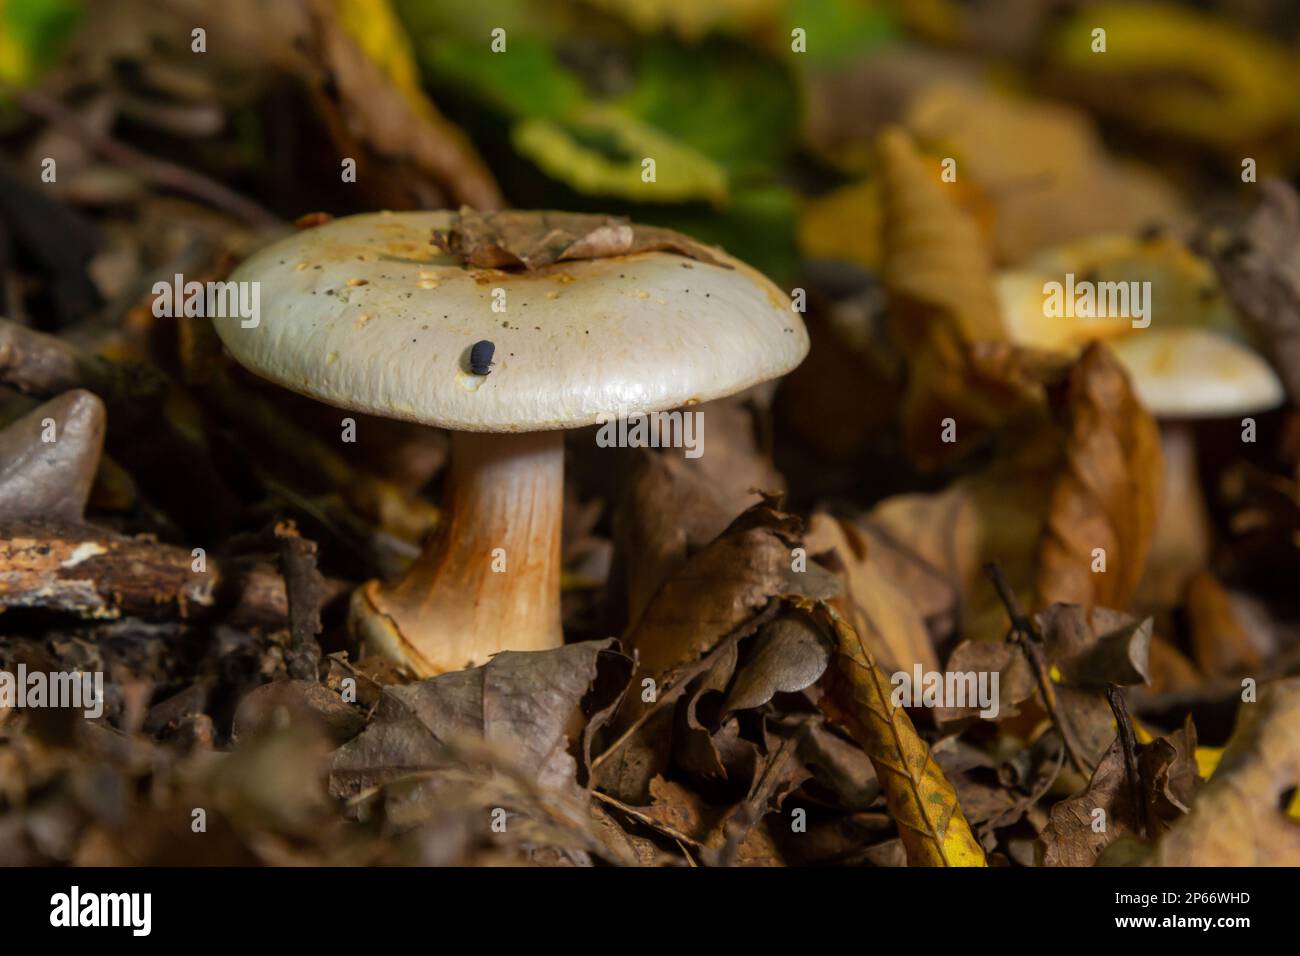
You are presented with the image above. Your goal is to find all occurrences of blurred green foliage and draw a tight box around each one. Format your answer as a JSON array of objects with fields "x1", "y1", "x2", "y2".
[
  {"x1": 394, "y1": 0, "x2": 893, "y2": 279},
  {"x1": 0, "y1": 0, "x2": 81, "y2": 86}
]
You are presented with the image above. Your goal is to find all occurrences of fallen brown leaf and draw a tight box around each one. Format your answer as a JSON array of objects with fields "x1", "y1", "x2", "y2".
[
  {"x1": 625, "y1": 498, "x2": 837, "y2": 682},
  {"x1": 435, "y1": 207, "x2": 728, "y2": 271},
  {"x1": 1186, "y1": 571, "x2": 1264, "y2": 676},
  {"x1": 877, "y1": 126, "x2": 1048, "y2": 468},
  {"x1": 1148, "y1": 677, "x2": 1300, "y2": 865},
  {"x1": 1036, "y1": 343, "x2": 1163, "y2": 610},
  {"x1": 806, "y1": 512, "x2": 940, "y2": 673},
  {"x1": 1212, "y1": 179, "x2": 1300, "y2": 405}
]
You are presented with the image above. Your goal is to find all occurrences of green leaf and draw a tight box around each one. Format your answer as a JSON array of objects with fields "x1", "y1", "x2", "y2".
[
  {"x1": 422, "y1": 35, "x2": 584, "y2": 122},
  {"x1": 0, "y1": 0, "x2": 81, "y2": 86},
  {"x1": 511, "y1": 109, "x2": 728, "y2": 204},
  {"x1": 636, "y1": 183, "x2": 801, "y2": 284},
  {"x1": 617, "y1": 37, "x2": 798, "y2": 175},
  {"x1": 782, "y1": 0, "x2": 895, "y2": 68}
]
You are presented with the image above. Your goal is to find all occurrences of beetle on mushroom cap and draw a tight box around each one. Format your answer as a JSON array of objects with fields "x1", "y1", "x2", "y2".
[{"x1": 212, "y1": 209, "x2": 809, "y2": 676}]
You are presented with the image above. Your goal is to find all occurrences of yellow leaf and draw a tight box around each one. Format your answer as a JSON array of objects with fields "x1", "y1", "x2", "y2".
[
  {"x1": 1194, "y1": 746, "x2": 1222, "y2": 780},
  {"x1": 1050, "y1": 3, "x2": 1300, "y2": 153},
  {"x1": 807, "y1": 599, "x2": 986, "y2": 866},
  {"x1": 1151, "y1": 678, "x2": 1300, "y2": 864},
  {"x1": 904, "y1": 84, "x2": 1185, "y2": 264},
  {"x1": 797, "y1": 179, "x2": 883, "y2": 272},
  {"x1": 332, "y1": 0, "x2": 429, "y2": 117},
  {"x1": 512, "y1": 110, "x2": 727, "y2": 205}
]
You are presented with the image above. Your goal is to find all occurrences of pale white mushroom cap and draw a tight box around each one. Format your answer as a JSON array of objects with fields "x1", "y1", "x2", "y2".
[
  {"x1": 212, "y1": 211, "x2": 807, "y2": 432},
  {"x1": 1109, "y1": 327, "x2": 1284, "y2": 419}
]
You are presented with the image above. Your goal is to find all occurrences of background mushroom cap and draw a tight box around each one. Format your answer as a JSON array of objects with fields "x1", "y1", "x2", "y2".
[
  {"x1": 214, "y1": 211, "x2": 807, "y2": 431},
  {"x1": 1109, "y1": 327, "x2": 1284, "y2": 419}
]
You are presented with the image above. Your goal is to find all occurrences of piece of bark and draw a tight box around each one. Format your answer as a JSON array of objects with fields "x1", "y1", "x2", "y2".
[
  {"x1": 0, "y1": 520, "x2": 217, "y2": 618},
  {"x1": 274, "y1": 520, "x2": 324, "y2": 680}
]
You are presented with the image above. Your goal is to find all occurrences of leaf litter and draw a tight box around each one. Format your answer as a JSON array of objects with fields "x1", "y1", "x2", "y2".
[{"x1": 1, "y1": 0, "x2": 1299, "y2": 870}]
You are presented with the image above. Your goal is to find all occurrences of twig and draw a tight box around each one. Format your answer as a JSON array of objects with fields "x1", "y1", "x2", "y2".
[
  {"x1": 1106, "y1": 684, "x2": 1153, "y2": 838},
  {"x1": 2, "y1": 83, "x2": 279, "y2": 229},
  {"x1": 590, "y1": 789, "x2": 703, "y2": 855},
  {"x1": 983, "y1": 561, "x2": 1090, "y2": 776},
  {"x1": 274, "y1": 520, "x2": 325, "y2": 681}
]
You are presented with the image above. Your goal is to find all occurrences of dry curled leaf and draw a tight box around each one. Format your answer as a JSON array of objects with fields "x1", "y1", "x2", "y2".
[
  {"x1": 624, "y1": 497, "x2": 837, "y2": 682},
  {"x1": 615, "y1": 399, "x2": 783, "y2": 628},
  {"x1": 1186, "y1": 571, "x2": 1263, "y2": 677},
  {"x1": 332, "y1": 639, "x2": 630, "y2": 798},
  {"x1": 1212, "y1": 179, "x2": 1300, "y2": 405},
  {"x1": 810, "y1": 600, "x2": 986, "y2": 867},
  {"x1": 1147, "y1": 677, "x2": 1300, "y2": 865},
  {"x1": 1036, "y1": 343, "x2": 1163, "y2": 610},
  {"x1": 867, "y1": 433, "x2": 1061, "y2": 645},
  {"x1": 1039, "y1": 737, "x2": 1138, "y2": 866},
  {"x1": 434, "y1": 207, "x2": 728, "y2": 271},
  {"x1": 805, "y1": 512, "x2": 940, "y2": 674},
  {"x1": 721, "y1": 613, "x2": 834, "y2": 714},
  {"x1": 1037, "y1": 604, "x2": 1153, "y2": 770},
  {"x1": 877, "y1": 126, "x2": 1048, "y2": 468}
]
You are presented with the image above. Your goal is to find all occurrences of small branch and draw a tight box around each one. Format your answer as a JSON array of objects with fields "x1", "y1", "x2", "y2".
[
  {"x1": 983, "y1": 560, "x2": 1036, "y2": 638},
  {"x1": 274, "y1": 520, "x2": 325, "y2": 681},
  {"x1": 983, "y1": 562, "x2": 1090, "y2": 776},
  {"x1": 590, "y1": 789, "x2": 703, "y2": 856},
  {"x1": 0, "y1": 520, "x2": 218, "y2": 619},
  {"x1": 1106, "y1": 684, "x2": 1153, "y2": 839}
]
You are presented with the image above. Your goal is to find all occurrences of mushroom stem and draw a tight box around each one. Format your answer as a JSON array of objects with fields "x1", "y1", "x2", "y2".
[{"x1": 351, "y1": 429, "x2": 564, "y2": 675}]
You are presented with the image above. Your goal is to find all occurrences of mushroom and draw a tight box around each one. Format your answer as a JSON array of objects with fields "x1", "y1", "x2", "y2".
[
  {"x1": 212, "y1": 210, "x2": 807, "y2": 675},
  {"x1": 1109, "y1": 327, "x2": 1284, "y2": 609},
  {"x1": 1108, "y1": 326, "x2": 1284, "y2": 420}
]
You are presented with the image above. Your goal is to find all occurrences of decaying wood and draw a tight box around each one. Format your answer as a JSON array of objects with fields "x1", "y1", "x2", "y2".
[
  {"x1": 0, "y1": 520, "x2": 218, "y2": 618},
  {"x1": 275, "y1": 520, "x2": 325, "y2": 680}
]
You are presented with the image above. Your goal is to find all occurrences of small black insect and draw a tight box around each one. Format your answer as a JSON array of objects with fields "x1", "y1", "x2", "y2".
[{"x1": 469, "y1": 339, "x2": 496, "y2": 375}]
